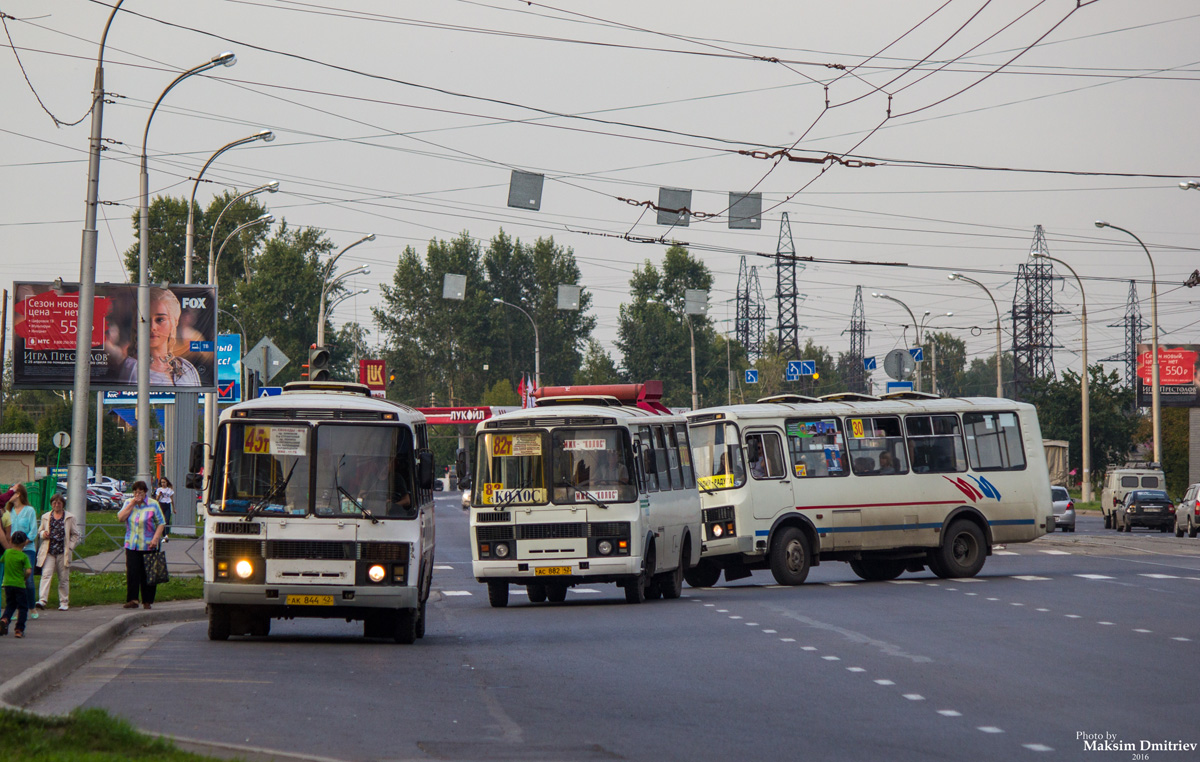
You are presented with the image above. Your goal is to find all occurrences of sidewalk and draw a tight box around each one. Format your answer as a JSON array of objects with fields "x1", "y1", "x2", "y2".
[{"x1": 72, "y1": 531, "x2": 204, "y2": 576}]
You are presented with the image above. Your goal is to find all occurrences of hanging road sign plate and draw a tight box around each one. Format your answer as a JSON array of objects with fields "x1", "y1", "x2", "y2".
[
  {"x1": 884, "y1": 349, "x2": 916, "y2": 381},
  {"x1": 745, "y1": 369, "x2": 759, "y2": 384},
  {"x1": 243, "y1": 337, "x2": 290, "y2": 383}
]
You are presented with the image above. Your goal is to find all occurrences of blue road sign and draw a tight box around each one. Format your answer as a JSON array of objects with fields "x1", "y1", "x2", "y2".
[
  {"x1": 908, "y1": 347, "x2": 924, "y2": 363},
  {"x1": 745, "y1": 369, "x2": 759, "y2": 384},
  {"x1": 863, "y1": 356, "x2": 877, "y2": 371},
  {"x1": 886, "y1": 381, "x2": 914, "y2": 393},
  {"x1": 786, "y1": 360, "x2": 802, "y2": 381},
  {"x1": 217, "y1": 380, "x2": 240, "y2": 403},
  {"x1": 800, "y1": 360, "x2": 816, "y2": 376},
  {"x1": 155, "y1": 441, "x2": 166, "y2": 454},
  {"x1": 259, "y1": 386, "x2": 283, "y2": 397}
]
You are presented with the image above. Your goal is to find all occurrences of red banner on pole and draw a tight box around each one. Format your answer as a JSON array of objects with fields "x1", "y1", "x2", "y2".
[{"x1": 359, "y1": 359, "x2": 386, "y2": 398}]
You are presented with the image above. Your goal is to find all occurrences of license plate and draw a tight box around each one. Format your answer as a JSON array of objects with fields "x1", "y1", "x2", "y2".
[
  {"x1": 1144, "y1": 507, "x2": 1161, "y2": 512},
  {"x1": 534, "y1": 566, "x2": 572, "y2": 576},
  {"x1": 286, "y1": 594, "x2": 334, "y2": 606}
]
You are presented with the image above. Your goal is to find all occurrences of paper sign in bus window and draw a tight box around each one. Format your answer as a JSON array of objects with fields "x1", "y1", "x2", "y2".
[
  {"x1": 697, "y1": 473, "x2": 735, "y2": 490},
  {"x1": 562, "y1": 439, "x2": 606, "y2": 451},
  {"x1": 512, "y1": 433, "x2": 542, "y2": 456},
  {"x1": 850, "y1": 419, "x2": 865, "y2": 438},
  {"x1": 824, "y1": 446, "x2": 844, "y2": 472},
  {"x1": 271, "y1": 427, "x2": 306, "y2": 456}
]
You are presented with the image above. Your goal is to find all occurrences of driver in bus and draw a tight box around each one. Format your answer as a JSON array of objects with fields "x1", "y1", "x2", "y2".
[{"x1": 355, "y1": 457, "x2": 412, "y2": 516}]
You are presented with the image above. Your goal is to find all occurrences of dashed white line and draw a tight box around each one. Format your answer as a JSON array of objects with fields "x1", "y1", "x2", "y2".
[
  {"x1": 1036, "y1": 608, "x2": 1050, "y2": 612},
  {"x1": 1010, "y1": 602, "x2": 1024, "y2": 606},
  {"x1": 762, "y1": 629, "x2": 777, "y2": 634},
  {"x1": 571, "y1": 588, "x2": 601, "y2": 594},
  {"x1": 1023, "y1": 744, "x2": 1054, "y2": 752},
  {"x1": 704, "y1": 604, "x2": 715, "y2": 607},
  {"x1": 729, "y1": 616, "x2": 743, "y2": 620},
  {"x1": 801, "y1": 646, "x2": 817, "y2": 651},
  {"x1": 847, "y1": 667, "x2": 866, "y2": 673},
  {"x1": 903, "y1": 694, "x2": 925, "y2": 701},
  {"x1": 938, "y1": 710, "x2": 962, "y2": 717},
  {"x1": 1133, "y1": 628, "x2": 1152, "y2": 633},
  {"x1": 957, "y1": 578, "x2": 985, "y2": 582},
  {"x1": 716, "y1": 609, "x2": 729, "y2": 613},
  {"x1": 1172, "y1": 637, "x2": 1191, "y2": 642},
  {"x1": 1075, "y1": 574, "x2": 1114, "y2": 580},
  {"x1": 977, "y1": 726, "x2": 1004, "y2": 734},
  {"x1": 1065, "y1": 614, "x2": 1081, "y2": 619},
  {"x1": 442, "y1": 591, "x2": 473, "y2": 596},
  {"x1": 822, "y1": 656, "x2": 841, "y2": 661},
  {"x1": 780, "y1": 638, "x2": 795, "y2": 642},
  {"x1": 827, "y1": 582, "x2": 857, "y2": 587},
  {"x1": 1098, "y1": 621, "x2": 1115, "y2": 626},
  {"x1": 1013, "y1": 575, "x2": 1051, "y2": 581},
  {"x1": 1140, "y1": 573, "x2": 1179, "y2": 579},
  {"x1": 433, "y1": 565, "x2": 454, "y2": 570},
  {"x1": 986, "y1": 597, "x2": 1000, "y2": 601},
  {"x1": 964, "y1": 592, "x2": 978, "y2": 596},
  {"x1": 1038, "y1": 550, "x2": 1071, "y2": 555},
  {"x1": 993, "y1": 550, "x2": 1019, "y2": 556},
  {"x1": 874, "y1": 679, "x2": 895, "y2": 686},
  {"x1": 887, "y1": 580, "x2": 922, "y2": 585}
]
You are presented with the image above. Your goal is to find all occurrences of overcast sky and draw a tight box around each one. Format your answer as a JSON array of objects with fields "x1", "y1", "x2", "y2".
[{"x1": 3, "y1": 0, "x2": 1199, "y2": 389}]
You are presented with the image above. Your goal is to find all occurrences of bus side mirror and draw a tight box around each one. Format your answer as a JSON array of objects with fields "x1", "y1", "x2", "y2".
[
  {"x1": 418, "y1": 450, "x2": 435, "y2": 490},
  {"x1": 455, "y1": 448, "x2": 471, "y2": 489},
  {"x1": 186, "y1": 442, "x2": 207, "y2": 491}
]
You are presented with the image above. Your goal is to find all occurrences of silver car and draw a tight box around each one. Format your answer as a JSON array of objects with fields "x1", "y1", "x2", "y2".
[
  {"x1": 1051, "y1": 486, "x2": 1075, "y2": 532},
  {"x1": 1176, "y1": 483, "x2": 1200, "y2": 538}
]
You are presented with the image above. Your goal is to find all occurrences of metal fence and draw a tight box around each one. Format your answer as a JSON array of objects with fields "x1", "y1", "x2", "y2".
[{"x1": 71, "y1": 524, "x2": 204, "y2": 575}]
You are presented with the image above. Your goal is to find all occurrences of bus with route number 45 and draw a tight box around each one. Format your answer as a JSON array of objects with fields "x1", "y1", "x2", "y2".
[{"x1": 683, "y1": 392, "x2": 1053, "y2": 586}]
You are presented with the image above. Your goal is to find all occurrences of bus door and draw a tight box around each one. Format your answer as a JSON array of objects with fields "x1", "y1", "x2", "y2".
[
  {"x1": 784, "y1": 418, "x2": 857, "y2": 550},
  {"x1": 744, "y1": 429, "x2": 792, "y2": 523}
]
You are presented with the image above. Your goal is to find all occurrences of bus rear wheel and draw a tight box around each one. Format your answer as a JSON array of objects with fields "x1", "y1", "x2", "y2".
[
  {"x1": 683, "y1": 559, "x2": 721, "y2": 588},
  {"x1": 849, "y1": 558, "x2": 906, "y2": 582},
  {"x1": 207, "y1": 605, "x2": 231, "y2": 641},
  {"x1": 487, "y1": 581, "x2": 509, "y2": 608},
  {"x1": 546, "y1": 584, "x2": 568, "y2": 603},
  {"x1": 930, "y1": 519, "x2": 986, "y2": 578},
  {"x1": 769, "y1": 527, "x2": 811, "y2": 586},
  {"x1": 658, "y1": 558, "x2": 684, "y2": 600},
  {"x1": 527, "y1": 584, "x2": 547, "y2": 603}
]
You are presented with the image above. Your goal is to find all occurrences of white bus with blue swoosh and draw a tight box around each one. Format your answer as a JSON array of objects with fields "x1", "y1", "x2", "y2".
[{"x1": 684, "y1": 392, "x2": 1053, "y2": 586}]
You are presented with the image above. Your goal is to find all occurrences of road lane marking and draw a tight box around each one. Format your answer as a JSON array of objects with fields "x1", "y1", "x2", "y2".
[
  {"x1": 801, "y1": 646, "x2": 817, "y2": 651},
  {"x1": 1012, "y1": 576, "x2": 1050, "y2": 581},
  {"x1": 874, "y1": 679, "x2": 895, "y2": 685},
  {"x1": 993, "y1": 550, "x2": 1018, "y2": 555},
  {"x1": 1172, "y1": 637, "x2": 1191, "y2": 641},
  {"x1": 827, "y1": 582, "x2": 857, "y2": 587},
  {"x1": 433, "y1": 565, "x2": 454, "y2": 570},
  {"x1": 1038, "y1": 550, "x2": 1070, "y2": 555},
  {"x1": 1133, "y1": 628, "x2": 1152, "y2": 633},
  {"x1": 443, "y1": 591, "x2": 473, "y2": 596},
  {"x1": 1139, "y1": 573, "x2": 1179, "y2": 579},
  {"x1": 729, "y1": 616, "x2": 743, "y2": 620},
  {"x1": 762, "y1": 629, "x2": 776, "y2": 633},
  {"x1": 938, "y1": 710, "x2": 962, "y2": 717},
  {"x1": 1075, "y1": 574, "x2": 1114, "y2": 580},
  {"x1": 1065, "y1": 614, "x2": 1081, "y2": 618},
  {"x1": 903, "y1": 694, "x2": 924, "y2": 701},
  {"x1": 1097, "y1": 621, "x2": 1114, "y2": 626},
  {"x1": 1036, "y1": 608, "x2": 1050, "y2": 612},
  {"x1": 780, "y1": 638, "x2": 795, "y2": 642},
  {"x1": 745, "y1": 622, "x2": 759, "y2": 626},
  {"x1": 977, "y1": 727, "x2": 1004, "y2": 734},
  {"x1": 847, "y1": 667, "x2": 865, "y2": 672},
  {"x1": 822, "y1": 656, "x2": 840, "y2": 661},
  {"x1": 887, "y1": 580, "x2": 922, "y2": 585},
  {"x1": 571, "y1": 588, "x2": 601, "y2": 594},
  {"x1": 1010, "y1": 602, "x2": 1024, "y2": 606},
  {"x1": 1023, "y1": 744, "x2": 1054, "y2": 752}
]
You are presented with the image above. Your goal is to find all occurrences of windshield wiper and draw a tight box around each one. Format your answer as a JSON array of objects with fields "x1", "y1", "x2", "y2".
[
  {"x1": 569, "y1": 481, "x2": 609, "y2": 510},
  {"x1": 245, "y1": 460, "x2": 299, "y2": 522},
  {"x1": 334, "y1": 456, "x2": 379, "y2": 524}
]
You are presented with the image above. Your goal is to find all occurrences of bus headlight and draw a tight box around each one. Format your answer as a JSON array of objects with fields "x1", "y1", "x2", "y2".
[
  {"x1": 235, "y1": 559, "x2": 254, "y2": 579},
  {"x1": 368, "y1": 564, "x2": 387, "y2": 583},
  {"x1": 597, "y1": 540, "x2": 613, "y2": 556},
  {"x1": 711, "y1": 523, "x2": 724, "y2": 538},
  {"x1": 494, "y1": 543, "x2": 510, "y2": 559}
]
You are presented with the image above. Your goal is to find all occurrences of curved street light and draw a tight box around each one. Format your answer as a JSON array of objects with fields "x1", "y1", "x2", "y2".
[
  {"x1": 136, "y1": 50, "x2": 236, "y2": 483},
  {"x1": 493, "y1": 298, "x2": 540, "y2": 389},
  {"x1": 318, "y1": 266, "x2": 370, "y2": 346},
  {"x1": 919, "y1": 311, "x2": 953, "y2": 395},
  {"x1": 184, "y1": 130, "x2": 274, "y2": 284},
  {"x1": 214, "y1": 215, "x2": 274, "y2": 272},
  {"x1": 317, "y1": 234, "x2": 375, "y2": 346},
  {"x1": 872, "y1": 292, "x2": 922, "y2": 392},
  {"x1": 947, "y1": 273, "x2": 1003, "y2": 399},
  {"x1": 206, "y1": 180, "x2": 279, "y2": 287},
  {"x1": 1096, "y1": 220, "x2": 1160, "y2": 463}
]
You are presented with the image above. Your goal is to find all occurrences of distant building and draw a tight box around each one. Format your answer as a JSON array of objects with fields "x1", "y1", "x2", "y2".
[{"x1": 0, "y1": 433, "x2": 39, "y2": 484}]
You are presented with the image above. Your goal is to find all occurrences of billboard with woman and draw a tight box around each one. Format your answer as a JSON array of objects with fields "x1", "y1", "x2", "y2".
[{"x1": 12, "y1": 281, "x2": 217, "y2": 391}]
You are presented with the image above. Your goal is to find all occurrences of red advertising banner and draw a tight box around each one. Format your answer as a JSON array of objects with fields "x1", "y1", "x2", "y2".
[
  {"x1": 359, "y1": 359, "x2": 386, "y2": 398},
  {"x1": 416, "y1": 407, "x2": 495, "y2": 426},
  {"x1": 12, "y1": 282, "x2": 218, "y2": 391},
  {"x1": 1136, "y1": 344, "x2": 1200, "y2": 407}
]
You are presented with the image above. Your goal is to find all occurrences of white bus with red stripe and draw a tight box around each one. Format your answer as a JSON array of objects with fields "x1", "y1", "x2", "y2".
[{"x1": 684, "y1": 392, "x2": 1053, "y2": 586}]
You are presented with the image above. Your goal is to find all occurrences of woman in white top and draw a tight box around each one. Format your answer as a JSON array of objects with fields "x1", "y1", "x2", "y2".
[{"x1": 155, "y1": 477, "x2": 175, "y2": 530}]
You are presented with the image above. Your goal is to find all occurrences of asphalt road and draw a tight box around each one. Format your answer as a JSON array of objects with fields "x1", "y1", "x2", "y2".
[{"x1": 33, "y1": 497, "x2": 1200, "y2": 762}]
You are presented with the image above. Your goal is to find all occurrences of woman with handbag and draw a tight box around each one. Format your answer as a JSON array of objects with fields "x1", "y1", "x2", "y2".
[
  {"x1": 117, "y1": 481, "x2": 165, "y2": 610},
  {"x1": 36, "y1": 494, "x2": 81, "y2": 611}
]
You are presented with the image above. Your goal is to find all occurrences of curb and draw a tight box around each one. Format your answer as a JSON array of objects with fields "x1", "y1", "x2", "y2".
[
  {"x1": 151, "y1": 733, "x2": 350, "y2": 762},
  {"x1": 0, "y1": 601, "x2": 207, "y2": 711}
]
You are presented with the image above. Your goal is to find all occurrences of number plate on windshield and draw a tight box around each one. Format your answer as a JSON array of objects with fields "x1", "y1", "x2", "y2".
[
  {"x1": 534, "y1": 566, "x2": 572, "y2": 576},
  {"x1": 286, "y1": 595, "x2": 334, "y2": 606}
]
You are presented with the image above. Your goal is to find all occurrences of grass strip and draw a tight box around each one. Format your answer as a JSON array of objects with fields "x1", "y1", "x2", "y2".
[
  {"x1": 0, "y1": 706, "x2": 234, "y2": 761},
  {"x1": 39, "y1": 572, "x2": 202, "y2": 609}
]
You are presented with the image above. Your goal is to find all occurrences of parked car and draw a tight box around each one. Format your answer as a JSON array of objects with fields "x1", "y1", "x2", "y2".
[
  {"x1": 89, "y1": 484, "x2": 125, "y2": 507},
  {"x1": 1051, "y1": 486, "x2": 1075, "y2": 532},
  {"x1": 1115, "y1": 489, "x2": 1175, "y2": 533},
  {"x1": 1176, "y1": 483, "x2": 1200, "y2": 538},
  {"x1": 89, "y1": 474, "x2": 126, "y2": 492},
  {"x1": 432, "y1": 478, "x2": 444, "y2": 492}
]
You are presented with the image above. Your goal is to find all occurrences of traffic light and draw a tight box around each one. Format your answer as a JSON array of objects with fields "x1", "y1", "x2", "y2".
[
  {"x1": 308, "y1": 346, "x2": 331, "y2": 382},
  {"x1": 246, "y1": 369, "x2": 261, "y2": 399}
]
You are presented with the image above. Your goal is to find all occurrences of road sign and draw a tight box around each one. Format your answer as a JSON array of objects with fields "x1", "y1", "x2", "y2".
[
  {"x1": 258, "y1": 386, "x2": 283, "y2": 397},
  {"x1": 886, "y1": 381, "x2": 915, "y2": 393},
  {"x1": 884, "y1": 349, "x2": 916, "y2": 380},
  {"x1": 908, "y1": 346, "x2": 924, "y2": 363},
  {"x1": 745, "y1": 369, "x2": 759, "y2": 384},
  {"x1": 243, "y1": 336, "x2": 290, "y2": 382},
  {"x1": 216, "y1": 380, "x2": 240, "y2": 403},
  {"x1": 863, "y1": 356, "x2": 877, "y2": 371},
  {"x1": 52, "y1": 431, "x2": 70, "y2": 449},
  {"x1": 800, "y1": 360, "x2": 816, "y2": 376},
  {"x1": 155, "y1": 441, "x2": 166, "y2": 454},
  {"x1": 786, "y1": 360, "x2": 802, "y2": 381}
]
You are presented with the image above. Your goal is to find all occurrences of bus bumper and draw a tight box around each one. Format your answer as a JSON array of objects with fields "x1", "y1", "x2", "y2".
[
  {"x1": 204, "y1": 582, "x2": 419, "y2": 613},
  {"x1": 473, "y1": 557, "x2": 640, "y2": 584}
]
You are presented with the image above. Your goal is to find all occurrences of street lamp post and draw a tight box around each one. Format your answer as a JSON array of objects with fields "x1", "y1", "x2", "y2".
[
  {"x1": 493, "y1": 298, "x2": 540, "y2": 389},
  {"x1": 948, "y1": 273, "x2": 1003, "y2": 399},
  {"x1": 137, "y1": 51, "x2": 236, "y2": 484},
  {"x1": 872, "y1": 293, "x2": 922, "y2": 392},
  {"x1": 919, "y1": 311, "x2": 953, "y2": 394},
  {"x1": 685, "y1": 314, "x2": 698, "y2": 410},
  {"x1": 1033, "y1": 252, "x2": 1092, "y2": 501},
  {"x1": 206, "y1": 181, "x2": 279, "y2": 289},
  {"x1": 1096, "y1": 221, "x2": 1160, "y2": 464},
  {"x1": 318, "y1": 269, "x2": 370, "y2": 346},
  {"x1": 317, "y1": 235, "x2": 376, "y2": 346},
  {"x1": 184, "y1": 130, "x2": 274, "y2": 285}
]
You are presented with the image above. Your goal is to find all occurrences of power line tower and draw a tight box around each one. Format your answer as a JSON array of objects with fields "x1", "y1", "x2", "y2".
[
  {"x1": 1010, "y1": 225, "x2": 1058, "y2": 398},
  {"x1": 735, "y1": 257, "x2": 768, "y2": 358},
  {"x1": 1102, "y1": 280, "x2": 1144, "y2": 396},
  {"x1": 775, "y1": 212, "x2": 805, "y2": 354},
  {"x1": 844, "y1": 286, "x2": 869, "y2": 393}
]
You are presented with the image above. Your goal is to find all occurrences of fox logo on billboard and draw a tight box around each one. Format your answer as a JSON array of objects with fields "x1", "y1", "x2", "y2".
[{"x1": 181, "y1": 297, "x2": 207, "y2": 310}]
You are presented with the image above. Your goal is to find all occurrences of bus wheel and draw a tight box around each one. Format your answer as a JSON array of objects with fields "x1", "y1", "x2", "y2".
[
  {"x1": 932, "y1": 520, "x2": 986, "y2": 578},
  {"x1": 487, "y1": 581, "x2": 509, "y2": 608},
  {"x1": 547, "y1": 584, "x2": 568, "y2": 603},
  {"x1": 395, "y1": 609, "x2": 417, "y2": 644},
  {"x1": 769, "y1": 527, "x2": 811, "y2": 586},
  {"x1": 849, "y1": 559, "x2": 906, "y2": 582},
  {"x1": 659, "y1": 560, "x2": 684, "y2": 600},
  {"x1": 624, "y1": 546, "x2": 655, "y2": 604},
  {"x1": 1103, "y1": 513, "x2": 1112, "y2": 529},
  {"x1": 249, "y1": 615, "x2": 271, "y2": 637},
  {"x1": 684, "y1": 559, "x2": 721, "y2": 588},
  {"x1": 415, "y1": 597, "x2": 427, "y2": 639},
  {"x1": 207, "y1": 606, "x2": 231, "y2": 641},
  {"x1": 527, "y1": 584, "x2": 547, "y2": 603}
]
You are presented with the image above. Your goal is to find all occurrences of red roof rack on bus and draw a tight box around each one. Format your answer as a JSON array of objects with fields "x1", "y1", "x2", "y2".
[
  {"x1": 879, "y1": 391, "x2": 942, "y2": 401},
  {"x1": 283, "y1": 381, "x2": 373, "y2": 397},
  {"x1": 533, "y1": 381, "x2": 671, "y2": 414},
  {"x1": 819, "y1": 392, "x2": 880, "y2": 402},
  {"x1": 756, "y1": 394, "x2": 821, "y2": 404}
]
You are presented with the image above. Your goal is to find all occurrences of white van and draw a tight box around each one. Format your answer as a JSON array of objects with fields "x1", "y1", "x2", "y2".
[{"x1": 1100, "y1": 465, "x2": 1166, "y2": 529}]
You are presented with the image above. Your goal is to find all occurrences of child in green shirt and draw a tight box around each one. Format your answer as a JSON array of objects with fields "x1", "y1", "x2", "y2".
[{"x1": 1, "y1": 531, "x2": 32, "y2": 637}]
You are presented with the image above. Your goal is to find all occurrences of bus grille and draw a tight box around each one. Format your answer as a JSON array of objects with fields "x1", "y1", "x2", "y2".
[
  {"x1": 213, "y1": 539, "x2": 264, "y2": 558},
  {"x1": 214, "y1": 522, "x2": 261, "y2": 535},
  {"x1": 517, "y1": 523, "x2": 588, "y2": 540},
  {"x1": 588, "y1": 522, "x2": 628, "y2": 538},
  {"x1": 360, "y1": 542, "x2": 409, "y2": 562},
  {"x1": 476, "y1": 526, "x2": 515, "y2": 542},
  {"x1": 703, "y1": 506, "x2": 735, "y2": 523},
  {"x1": 476, "y1": 512, "x2": 511, "y2": 523},
  {"x1": 265, "y1": 540, "x2": 355, "y2": 560}
]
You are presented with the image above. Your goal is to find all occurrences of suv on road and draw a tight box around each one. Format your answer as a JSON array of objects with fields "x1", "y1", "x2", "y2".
[{"x1": 1100, "y1": 466, "x2": 1166, "y2": 530}]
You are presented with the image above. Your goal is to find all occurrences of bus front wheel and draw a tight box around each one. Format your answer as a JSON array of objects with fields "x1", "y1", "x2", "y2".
[
  {"x1": 395, "y1": 609, "x2": 417, "y2": 644},
  {"x1": 487, "y1": 581, "x2": 510, "y2": 608},
  {"x1": 930, "y1": 519, "x2": 986, "y2": 578},
  {"x1": 769, "y1": 527, "x2": 811, "y2": 586},
  {"x1": 207, "y1": 605, "x2": 231, "y2": 641},
  {"x1": 849, "y1": 558, "x2": 906, "y2": 582}
]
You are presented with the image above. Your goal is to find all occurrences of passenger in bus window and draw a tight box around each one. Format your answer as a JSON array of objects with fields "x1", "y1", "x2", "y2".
[
  {"x1": 747, "y1": 438, "x2": 768, "y2": 479},
  {"x1": 878, "y1": 451, "x2": 897, "y2": 475}
]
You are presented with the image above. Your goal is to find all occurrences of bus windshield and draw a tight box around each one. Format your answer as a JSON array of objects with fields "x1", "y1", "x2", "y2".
[
  {"x1": 690, "y1": 422, "x2": 745, "y2": 491},
  {"x1": 314, "y1": 424, "x2": 417, "y2": 519},
  {"x1": 209, "y1": 422, "x2": 311, "y2": 515},
  {"x1": 551, "y1": 428, "x2": 637, "y2": 504},
  {"x1": 474, "y1": 430, "x2": 549, "y2": 506}
]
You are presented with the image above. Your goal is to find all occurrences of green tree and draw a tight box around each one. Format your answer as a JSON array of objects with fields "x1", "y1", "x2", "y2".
[
  {"x1": 1027, "y1": 366, "x2": 1140, "y2": 491},
  {"x1": 482, "y1": 378, "x2": 520, "y2": 406},
  {"x1": 574, "y1": 339, "x2": 622, "y2": 386},
  {"x1": 920, "y1": 331, "x2": 967, "y2": 396},
  {"x1": 960, "y1": 352, "x2": 1014, "y2": 398},
  {"x1": 747, "y1": 335, "x2": 844, "y2": 399}
]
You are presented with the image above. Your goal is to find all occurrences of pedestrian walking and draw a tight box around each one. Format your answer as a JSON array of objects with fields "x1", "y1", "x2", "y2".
[
  {"x1": 117, "y1": 481, "x2": 165, "y2": 610},
  {"x1": 6, "y1": 486, "x2": 39, "y2": 620},
  {"x1": 155, "y1": 477, "x2": 175, "y2": 531},
  {"x1": 0, "y1": 485, "x2": 14, "y2": 548},
  {"x1": 1, "y1": 531, "x2": 33, "y2": 638},
  {"x1": 36, "y1": 494, "x2": 81, "y2": 611}
]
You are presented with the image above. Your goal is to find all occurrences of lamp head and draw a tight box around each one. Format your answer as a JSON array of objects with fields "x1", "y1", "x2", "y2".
[
  {"x1": 364, "y1": 233, "x2": 376, "y2": 242},
  {"x1": 257, "y1": 130, "x2": 275, "y2": 143},
  {"x1": 265, "y1": 180, "x2": 280, "y2": 193},
  {"x1": 871, "y1": 292, "x2": 881, "y2": 298},
  {"x1": 258, "y1": 214, "x2": 274, "y2": 224},
  {"x1": 948, "y1": 273, "x2": 960, "y2": 281},
  {"x1": 213, "y1": 52, "x2": 237, "y2": 67},
  {"x1": 1094, "y1": 220, "x2": 1108, "y2": 229},
  {"x1": 492, "y1": 297, "x2": 502, "y2": 304},
  {"x1": 923, "y1": 310, "x2": 931, "y2": 316}
]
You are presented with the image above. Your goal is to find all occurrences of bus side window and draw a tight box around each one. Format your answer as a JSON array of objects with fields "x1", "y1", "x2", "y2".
[
  {"x1": 675, "y1": 426, "x2": 695, "y2": 489},
  {"x1": 785, "y1": 418, "x2": 849, "y2": 479},
  {"x1": 906, "y1": 415, "x2": 967, "y2": 474},
  {"x1": 847, "y1": 416, "x2": 907, "y2": 476},
  {"x1": 746, "y1": 432, "x2": 785, "y2": 479},
  {"x1": 962, "y1": 412, "x2": 1026, "y2": 471},
  {"x1": 653, "y1": 425, "x2": 674, "y2": 490},
  {"x1": 664, "y1": 425, "x2": 683, "y2": 490},
  {"x1": 639, "y1": 426, "x2": 659, "y2": 492}
]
